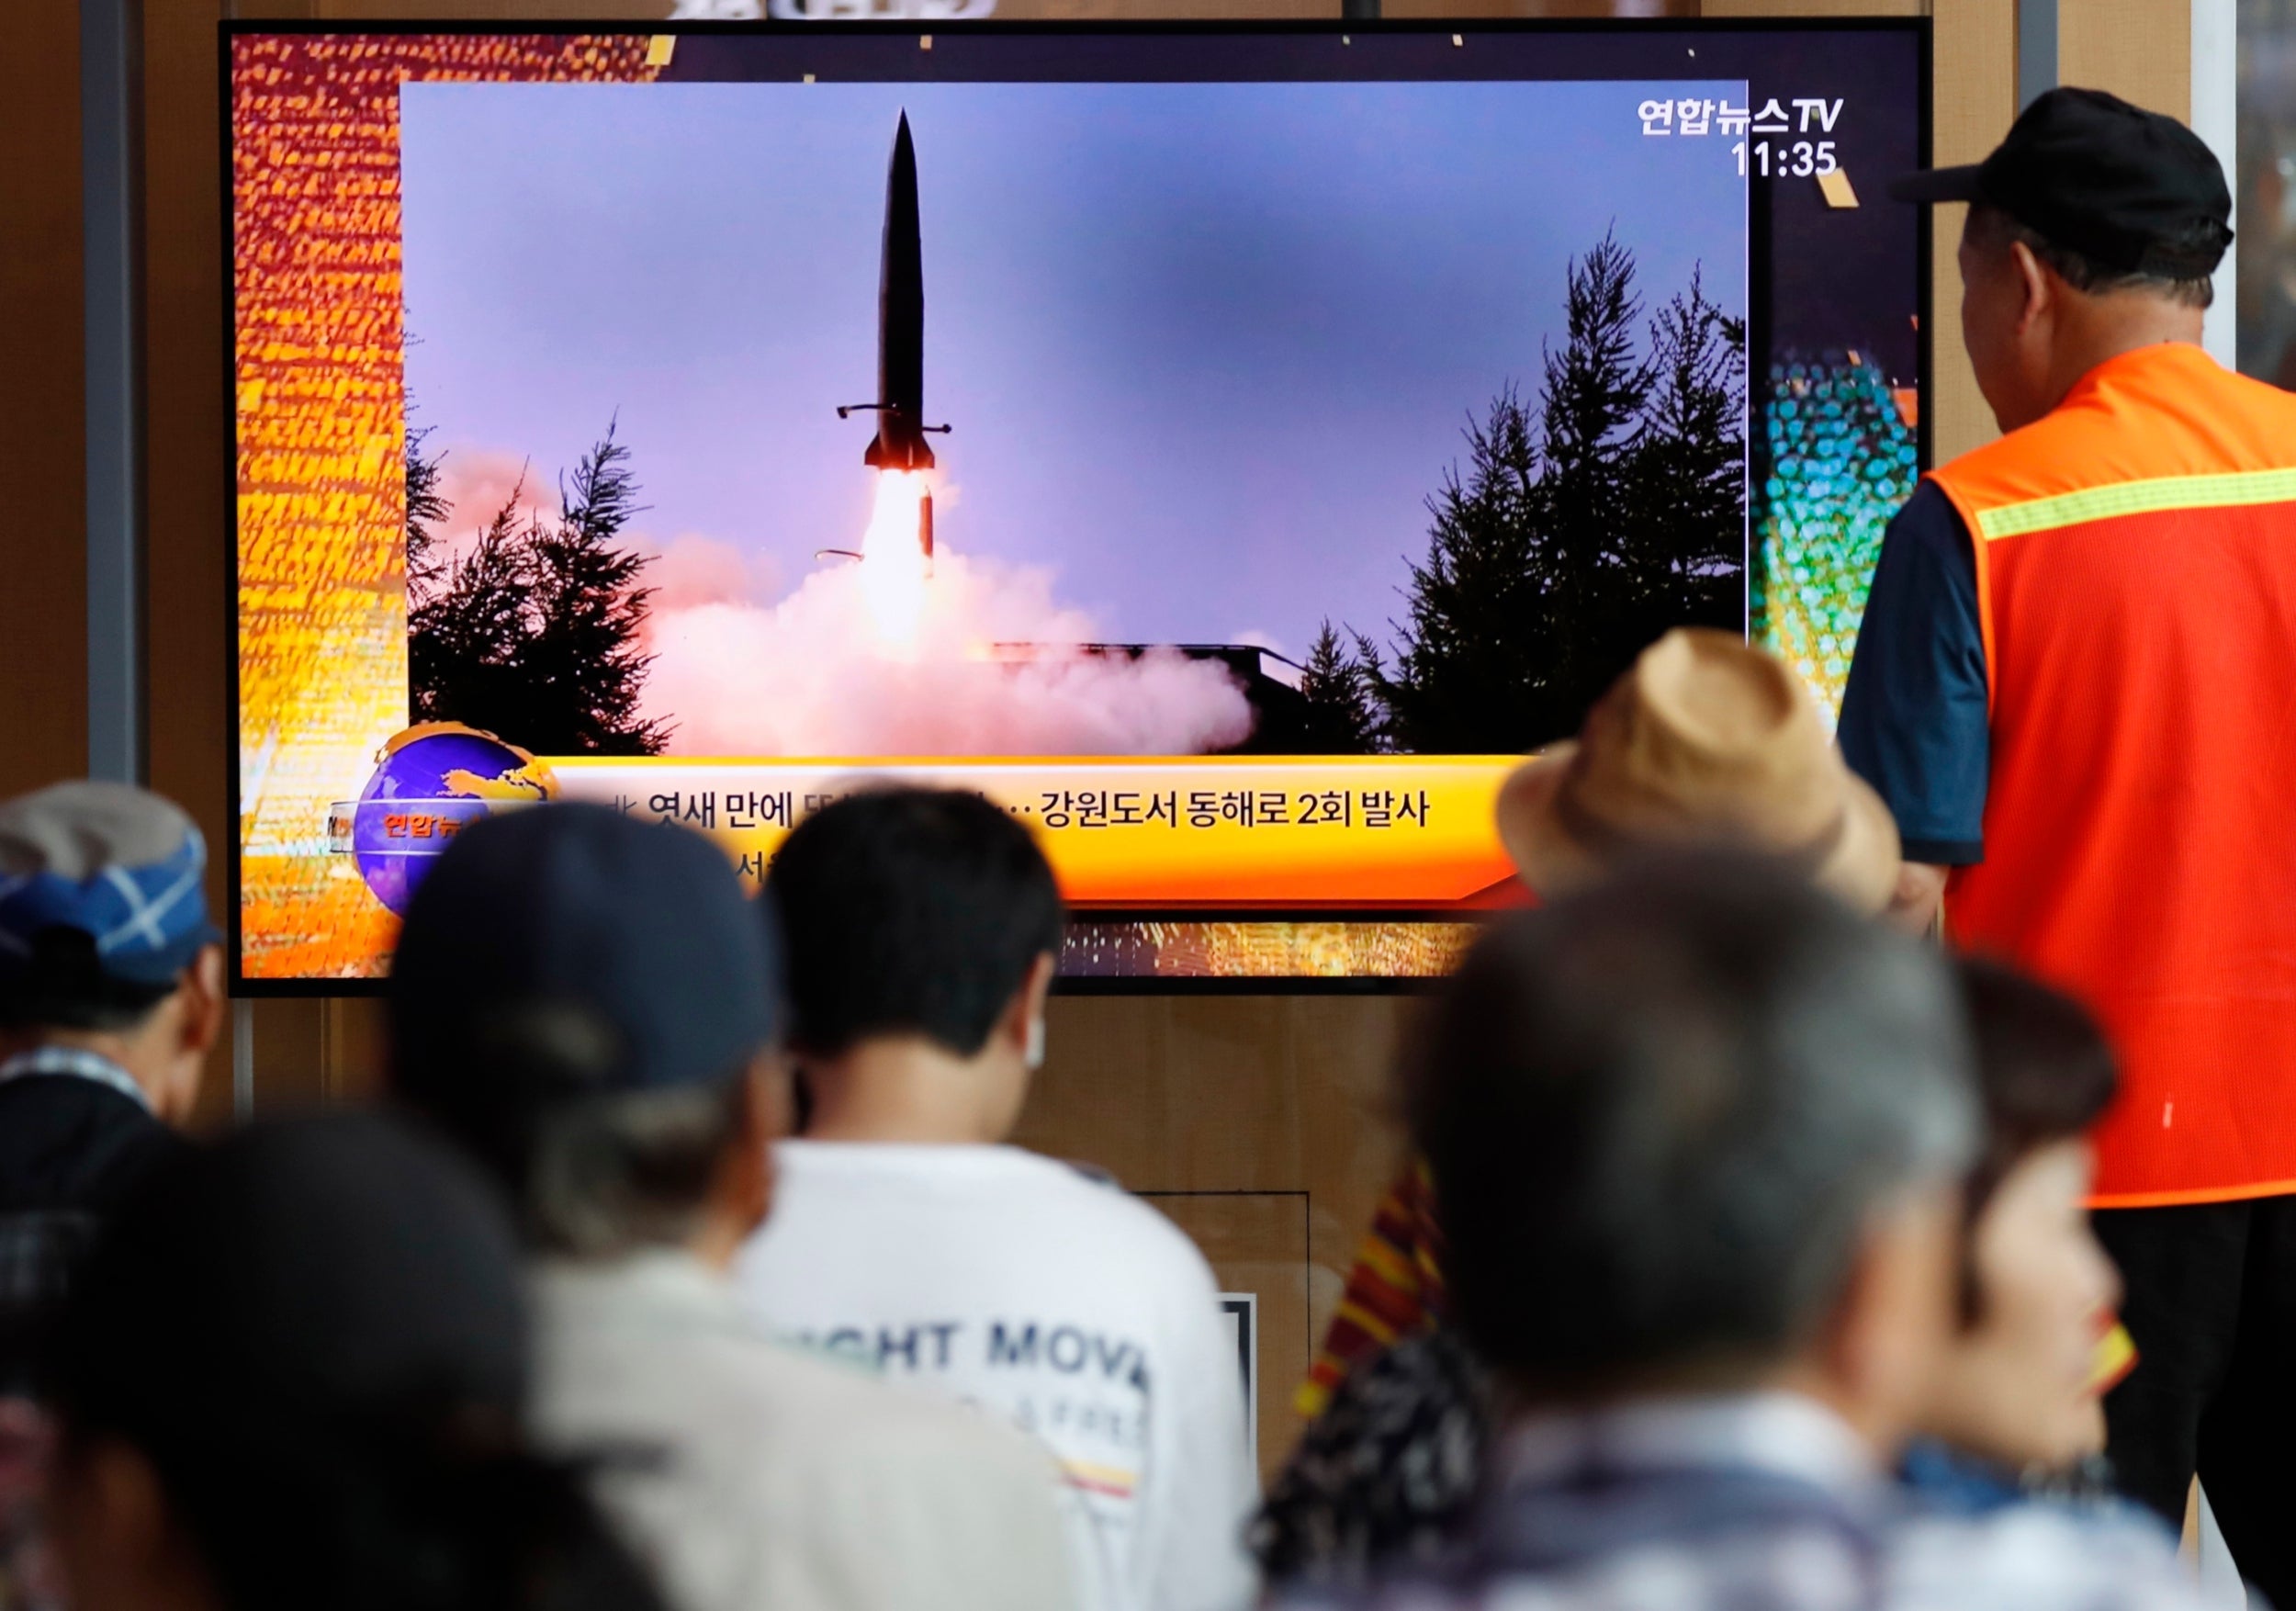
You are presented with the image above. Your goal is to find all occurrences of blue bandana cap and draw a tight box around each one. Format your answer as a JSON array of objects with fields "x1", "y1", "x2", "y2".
[{"x1": 0, "y1": 783, "x2": 222, "y2": 986}]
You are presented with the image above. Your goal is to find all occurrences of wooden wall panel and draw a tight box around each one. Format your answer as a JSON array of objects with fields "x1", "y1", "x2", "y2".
[
  {"x1": 142, "y1": 0, "x2": 242, "y2": 1128},
  {"x1": 1925, "y1": 0, "x2": 2020, "y2": 466},
  {"x1": 2061, "y1": 0, "x2": 2191, "y2": 120},
  {"x1": 1142, "y1": 1190, "x2": 1313, "y2": 1480},
  {"x1": 0, "y1": 0, "x2": 88, "y2": 799}
]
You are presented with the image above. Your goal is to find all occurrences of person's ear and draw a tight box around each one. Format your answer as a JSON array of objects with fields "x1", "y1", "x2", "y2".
[
  {"x1": 732, "y1": 1049, "x2": 789, "y2": 1228},
  {"x1": 1810, "y1": 1182, "x2": 1962, "y2": 1457},
  {"x1": 149, "y1": 947, "x2": 227, "y2": 1128},
  {"x1": 184, "y1": 946, "x2": 227, "y2": 1055},
  {"x1": 1010, "y1": 952, "x2": 1056, "y2": 1071},
  {"x1": 2008, "y1": 238, "x2": 2054, "y2": 336}
]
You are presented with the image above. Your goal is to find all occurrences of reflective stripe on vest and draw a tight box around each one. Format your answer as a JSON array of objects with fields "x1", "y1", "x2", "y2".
[{"x1": 1927, "y1": 344, "x2": 2296, "y2": 1207}]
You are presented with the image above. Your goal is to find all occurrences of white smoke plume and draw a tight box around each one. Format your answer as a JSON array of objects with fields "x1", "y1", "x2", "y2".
[{"x1": 637, "y1": 540, "x2": 1255, "y2": 758}]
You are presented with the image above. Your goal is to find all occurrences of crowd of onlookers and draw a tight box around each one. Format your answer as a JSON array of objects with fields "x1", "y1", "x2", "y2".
[{"x1": 0, "y1": 625, "x2": 2234, "y2": 1611}]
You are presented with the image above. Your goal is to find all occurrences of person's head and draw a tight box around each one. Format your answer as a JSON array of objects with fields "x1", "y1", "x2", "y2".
[
  {"x1": 1919, "y1": 957, "x2": 2122, "y2": 1472},
  {"x1": 766, "y1": 787, "x2": 1065, "y2": 1144},
  {"x1": 1412, "y1": 853, "x2": 1975, "y2": 1453},
  {"x1": 0, "y1": 782, "x2": 226, "y2": 1122},
  {"x1": 1495, "y1": 629, "x2": 1902, "y2": 915},
  {"x1": 1893, "y1": 88, "x2": 2231, "y2": 434},
  {"x1": 44, "y1": 1113, "x2": 666, "y2": 1611},
  {"x1": 388, "y1": 803, "x2": 785, "y2": 1266}
]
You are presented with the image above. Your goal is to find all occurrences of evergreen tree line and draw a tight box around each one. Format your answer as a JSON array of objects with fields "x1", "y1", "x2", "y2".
[
  {"x1": 405, "y1": 422, "x2": 671, "y2": 756},
  {"x1": 1296, "y1": 232, "x2": 1748, "y2": 755}
]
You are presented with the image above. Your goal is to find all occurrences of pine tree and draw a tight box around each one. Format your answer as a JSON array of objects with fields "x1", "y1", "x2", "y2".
[
  {"x1": 515, "y1": 425, "x2": 672, "y2": 755},
  {"x1": 1365, "y1": 386, "x2": 1564, "y2": 753},
  {"x1": 1622, "y1": 267, "x2": 1747, "y2": 632},
  {"x1": 1365, "y1": 235, "x2": 1747, "y2": 755},
  {"x1": 1295, "y1": 620, "x2": 1382, "y2": 753},
  {"x1": 1533, "y1": 230, "x2": 1656, "y2": 712},
  {"x1": 409, "y1": 483, "x2": 538, "y2": 732},
  {"x1": 405, "y1": 425, "x2": 450, "y2": 594},
  {"x1": 403, "y1": 424, "x2": 670, "y2": 755}
]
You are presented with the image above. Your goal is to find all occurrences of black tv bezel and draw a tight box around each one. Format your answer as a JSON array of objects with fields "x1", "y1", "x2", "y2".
[{"x1": 219, "y1": 14, "x2": 1933, "y2": 997}]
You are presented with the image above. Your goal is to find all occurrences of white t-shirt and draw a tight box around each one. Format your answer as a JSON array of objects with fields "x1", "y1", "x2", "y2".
[
  {"x1": 735, "y1": 1142, "x2": 1259, "y2": 1611},
  {"x1": 532, "y1": 1253, "x2": 1078, "y2": 1611}
]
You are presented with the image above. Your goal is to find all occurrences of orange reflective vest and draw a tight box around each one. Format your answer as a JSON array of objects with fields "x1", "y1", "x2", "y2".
[{"x1": 1928, "y1": 343, "x2": 2296, "y2": 1207}]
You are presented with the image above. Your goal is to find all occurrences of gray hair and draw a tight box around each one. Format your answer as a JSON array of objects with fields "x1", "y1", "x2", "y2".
[
  {"x1": 1964, "y1": 202, "x2": 2216, "y2": 310},
  {"x1": 523, "y1": 1080, "x2": 749, "y2": 1259},
  {"x1": 425, "y1": 1001, "x2": 754, "y2": 1261},
  {"x1": 1412, "y1": 851, "x2": 1976, "y2": 1395}
]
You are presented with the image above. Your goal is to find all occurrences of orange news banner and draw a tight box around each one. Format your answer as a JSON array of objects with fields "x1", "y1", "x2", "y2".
[{"x1": 547, "y1": 756, "x2": 1523, "y2": 908}]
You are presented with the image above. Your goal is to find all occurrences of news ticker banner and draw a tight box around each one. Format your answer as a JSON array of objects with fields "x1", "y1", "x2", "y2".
[
  {"x1": 549, "y1": 755, "x2": 1521, "y2": 907},
  {"x1": 281, "y1": 755, "x2": 1511, "y2": 983}
]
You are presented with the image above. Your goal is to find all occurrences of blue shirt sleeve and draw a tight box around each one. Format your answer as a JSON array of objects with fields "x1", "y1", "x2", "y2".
[{"x1": 1836, "y1": 479, "x2": 1989, "y2": 865}]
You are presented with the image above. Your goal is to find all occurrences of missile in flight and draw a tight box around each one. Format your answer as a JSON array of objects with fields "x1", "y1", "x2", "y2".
[{"x1": 838, "y1": 112, "x2": 949, "y2": 569}]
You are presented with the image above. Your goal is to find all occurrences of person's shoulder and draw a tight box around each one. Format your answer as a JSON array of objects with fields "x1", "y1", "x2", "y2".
[
  {"x1": 1887, "y1": 1499, "x2": 2200, "y2": 1610},
  {"x1": 811, "y1": 1142, "x2": 1216, "y2": 1267},
  {"x1": 1011, "y1": 1151, "x2": 1226, "y2": 1278},
  {"x1": 0, "y1": 1070, "x2": 158, "y2": 1132},
  {"x1": 1934, "y1": 347, "x2": 2296, "y2": 515},
  {"x1": 1876, "y1": 480, "x2": 1975, "y2": 570},
  {"x1": 568, "y1": 1287, "x2": 1060, "y2": 1486},
  {"x1": 0, "y1": 1076, "x2": 174, "y2": 1212}
]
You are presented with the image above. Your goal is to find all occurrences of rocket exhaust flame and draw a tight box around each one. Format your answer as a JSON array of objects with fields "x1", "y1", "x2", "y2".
[{"x1": 858, "y1": 470, "x2": 932, "y2": 648}]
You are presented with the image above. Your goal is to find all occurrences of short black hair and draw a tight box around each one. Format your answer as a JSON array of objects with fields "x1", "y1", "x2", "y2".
[
  {"x1": 766, "y1": 788, "x2": 1065, "y2": 1059},
  {"x1": 1953, "y1": 956, "x2": 2120, "y2": 1323},
  {"x1": 0, "y1": 929, "x2": 178, "y2": 1033},
  {"x1": 1411, "y1": 852, "x2": 1973, "y2": 1398},
  {"x1": 1966, "y1": 201, "x2": 2216, "y2": 309}
]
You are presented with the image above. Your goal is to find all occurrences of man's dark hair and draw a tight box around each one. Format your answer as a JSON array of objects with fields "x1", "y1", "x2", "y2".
[
  {"x1": 767, "y1": 788, "x2": 1065, "y2": 1059},
  {"x1": 1410, "y1": 853, "x2": 1975, "y2": 1398},
  {"x1": 1953, "y1": 956, "x2": 2120, "y2": 1324},
  {"x1": 0, "y1": 929, "x2": 178, "y2": 1033},
  {"x1": 1966, "y1": 201, "x2": 2216, "y2": 309}
]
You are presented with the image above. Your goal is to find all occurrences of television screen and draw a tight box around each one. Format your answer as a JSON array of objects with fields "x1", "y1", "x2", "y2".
[{"x1": 229, "y1": 20, "x2": 1926, "y2": 986}]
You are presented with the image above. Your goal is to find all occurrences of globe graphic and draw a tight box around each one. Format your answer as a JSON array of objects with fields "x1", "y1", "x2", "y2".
[{"x1": 343, "y1": 724, "x2": 557, "y2": 915}]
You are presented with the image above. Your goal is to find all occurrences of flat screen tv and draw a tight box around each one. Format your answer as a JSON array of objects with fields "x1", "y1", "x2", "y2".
[{"x1": 227, "y1": 17, "x2": 1928, "y2": 988}]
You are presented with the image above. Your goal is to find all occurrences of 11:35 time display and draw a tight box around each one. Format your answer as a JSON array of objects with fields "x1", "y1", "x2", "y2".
[{"x1": 1734, "y1": 140, "x2": 1840, "y2": 177}]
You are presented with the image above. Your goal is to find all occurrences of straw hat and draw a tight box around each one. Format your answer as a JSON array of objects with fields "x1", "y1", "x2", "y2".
[{"x1": 1496, "y1": 628, "x2": 1901, "y2": 914}]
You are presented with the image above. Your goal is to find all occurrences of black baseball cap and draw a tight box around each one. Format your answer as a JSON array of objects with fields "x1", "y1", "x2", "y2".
[
  {"x1": 388, "y1": 803, "x2": 782, "y2": 1117},
  {"x1": 1891, "y1": 86, "x2": 2232, "y2": 278}
]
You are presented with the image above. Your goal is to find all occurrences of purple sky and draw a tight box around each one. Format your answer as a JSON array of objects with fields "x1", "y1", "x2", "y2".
[{"x1": 400, "y1": 78, "x2": 1744, "y2": 660}]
